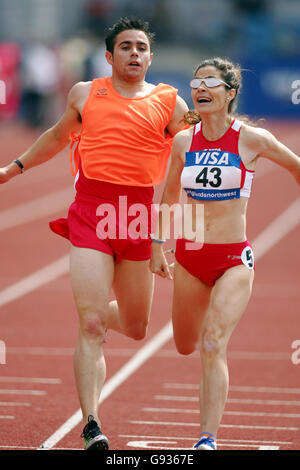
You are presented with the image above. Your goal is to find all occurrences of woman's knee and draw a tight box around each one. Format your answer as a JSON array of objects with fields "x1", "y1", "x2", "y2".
[
  {"x1": 176, "y1": 343, "x2": 196, "y2": 356},
  {"x1": 124, "y1": 318, "x2": 149, "y2": 340},
  {"x1": 200, "y1": 326, "x2": 226, "y2": 360},
  {"x1": 174, "y1": 334, "x2": 197, "y2": 356}
]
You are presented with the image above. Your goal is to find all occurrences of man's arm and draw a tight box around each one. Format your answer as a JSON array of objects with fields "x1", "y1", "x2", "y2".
[
  {"x1": 0, "y1": 82, "x2": 84, "y2": 183},
  {"x1": 166, "y1": 95, "x2": 189, "y2": 137}
]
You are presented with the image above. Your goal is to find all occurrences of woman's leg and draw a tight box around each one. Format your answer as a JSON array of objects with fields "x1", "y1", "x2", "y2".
[
  {"x1": 172, "y1": 261, "x2": 212, "y2": 356},
  {"x1": 199, "y1": 265, "x2": 255, "y2": 437}
]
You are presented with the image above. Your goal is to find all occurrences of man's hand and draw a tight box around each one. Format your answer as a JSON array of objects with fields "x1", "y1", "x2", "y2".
[{"x1": 0, "y1": 167, "x2": 12, "y2": 184}]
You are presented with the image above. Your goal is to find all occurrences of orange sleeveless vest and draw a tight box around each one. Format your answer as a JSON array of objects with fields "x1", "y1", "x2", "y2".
[{"x1": 70, "y1": 77, "x2": 178, "y2": 187}]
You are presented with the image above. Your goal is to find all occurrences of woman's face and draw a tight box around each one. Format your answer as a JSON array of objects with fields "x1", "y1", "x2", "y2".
[{"x1": 191, "y1": 66, "x2": 235, "y2": 115}]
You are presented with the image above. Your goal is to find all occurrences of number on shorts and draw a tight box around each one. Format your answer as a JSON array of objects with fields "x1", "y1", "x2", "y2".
[{"x1": 241, "y1": 246, "x2": 254, "y2": 269}]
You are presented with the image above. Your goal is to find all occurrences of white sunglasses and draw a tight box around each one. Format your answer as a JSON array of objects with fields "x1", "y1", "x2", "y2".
[{"x1": 190, "y1": 77, "x2": 231, "y2": 89}]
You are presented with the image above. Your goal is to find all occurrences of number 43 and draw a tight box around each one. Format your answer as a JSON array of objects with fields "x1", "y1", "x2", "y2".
[{"x1": 196, "y1": 167, "x2": 222, "y2": 188}]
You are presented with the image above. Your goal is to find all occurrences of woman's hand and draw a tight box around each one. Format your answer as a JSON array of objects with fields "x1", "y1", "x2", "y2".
[{"x1": 150, "y1": 243, "x2": 173, "y2": 280}]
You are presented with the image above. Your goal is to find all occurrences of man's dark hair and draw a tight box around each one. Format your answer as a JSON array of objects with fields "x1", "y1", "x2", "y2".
[{"x1": 105, "y1": 17, "x2": 155, "y2": 54}]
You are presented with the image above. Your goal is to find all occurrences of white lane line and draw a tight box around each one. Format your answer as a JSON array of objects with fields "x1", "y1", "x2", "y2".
[
  {"x1": 229, "y1": 398, "x2": 300, "y2": 406},
  {"x1": 0, "y1": 377, "x2": 61, "y2": 384},
  {"x1": 119, "y1": 434, "x2": 291, "y2": 445},
  {"x1": 142, "y1": 407, "x2": 300, "y2": 418},
  {"x1": 252, "y1": 196, "x2": 300, "y2": 259},
  {"x1": 0, "y1": 416, "x2": 15, "y2": 419},
  {"x1": 37, "y1": 322, "x2": 173, "y2": 450},
  {"x1": 0, "y1": 255, "x2": 69, "y2": 308},
  {"x1": 0, "y1": 402, "x2": 31, "y2": 407},
  {"x1": 158, "y1": 350, "x2": 290, "y2": 360},
  {"x1": 0, "y1": 446, "x2": 82, "y2": 450},
  {"x1": 230, "y1": 385, "x2": 300, "y2": 394},
  {"x1": 155, "y1": 395, "x2": 300, "y2": 406},
  {"x1": 259, "y1": 446, "x2": 280, "y2": 450},
  {"x1": 164, "y1": 383, "x2": 300, "y2": 394},
  {"x1": 7, "y1": 346, "x2": 74, "y2": 356},
  {"x1": 126, "y1": 440, "x2": 278, "y2": 450},
  {"x1": 0, "y1": 187, "x2": 74, "y2": 232},
  {"x1": 130, "y1": 420, "x2": 298, "y2": 431},
  {"x1": 0, "y1": 389, "x2": 46, "y2": 396},
  {"x1": 228, "y1": 351, "x2": 289, "y2": 360}
]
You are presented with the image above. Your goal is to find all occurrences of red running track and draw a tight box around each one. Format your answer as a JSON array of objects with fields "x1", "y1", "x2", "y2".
[{"x1": 0, "y1": 121, "x2": 299, "y2": 451}]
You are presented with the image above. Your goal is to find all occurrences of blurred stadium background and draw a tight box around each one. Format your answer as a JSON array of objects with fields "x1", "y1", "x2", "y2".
[{"x1": 0, "y1": 0, "x2": 299, "y2": 127}]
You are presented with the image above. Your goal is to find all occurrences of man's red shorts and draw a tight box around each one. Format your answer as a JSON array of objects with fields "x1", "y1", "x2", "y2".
[
  {"x1": 175, "y1": 238, "x2": 255, "y2": 286},
  {"x1": 49, "y1": 166, "x2": 156, "y2": 263}
]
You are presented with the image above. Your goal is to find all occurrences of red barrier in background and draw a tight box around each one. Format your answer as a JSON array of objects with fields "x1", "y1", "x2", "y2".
[{"x1": 0, "y1": 42, "x2": 21, "y2": 119}]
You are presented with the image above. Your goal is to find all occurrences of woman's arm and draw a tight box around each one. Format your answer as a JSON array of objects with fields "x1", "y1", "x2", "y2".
[
  {"x1": 245, "y1": 126, "x2": 300, "y2": 185},
  {"x1": 150, "y1": 131, "x2": 187, "y2": 279}
]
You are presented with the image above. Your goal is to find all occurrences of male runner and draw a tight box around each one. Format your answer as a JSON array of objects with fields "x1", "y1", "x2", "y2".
[{"x1": 0, "y1": 17, "x2": 188, "y2": 449}]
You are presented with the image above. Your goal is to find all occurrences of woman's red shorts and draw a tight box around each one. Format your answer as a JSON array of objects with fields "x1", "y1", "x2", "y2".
[{"x1": 175, "y1": 238, "x2": 254, "y2": 286}]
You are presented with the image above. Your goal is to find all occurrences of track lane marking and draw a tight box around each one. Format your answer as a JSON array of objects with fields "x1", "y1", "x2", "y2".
[
  {"x1": 0, "y1": 377, "x2": 61, "y2": 384},
  {"x1": 163, "y1": 383, "x2": 300, "y2": 394},
  {"x1": 0, "y1": 402, "x2": 31, "y2": 407},
  {"x1": 252, "y1": 196, "x2": 300, "y2": 259},
  {"x1": 0, "y1": 255, "x2": 69, "y2": 308},
  {"x1": 119, "y1": 434, "x2": 292, "y2": 445},
  {"x1": 0, "y1": 187, "x2": 74, "y2": 232},
  {"x1": 142, "y1": 407, "x2": 300, "y2": 418},
  {"x1": 155, "y1": 395, "x2": 300, "y2": 406},
  {"x1": 130, "y1": 420, "x2": 298, "y2": 431},
  {"x1": 0, "y1": 389, "x2": 46, "y2": 396}
]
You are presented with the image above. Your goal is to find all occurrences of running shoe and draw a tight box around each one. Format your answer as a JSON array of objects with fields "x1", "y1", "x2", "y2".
[
  {"x1": 81, "y1": 415, "x2": 109, "y2": 450},
  {"x1": 193, "y1": 433, "x2": 217, "y2": 450}
]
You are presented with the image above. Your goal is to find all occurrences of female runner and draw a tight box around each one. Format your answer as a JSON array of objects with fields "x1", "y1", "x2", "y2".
[{"x1": 150, "y1": 57, "x2": 300, "y2": 450}]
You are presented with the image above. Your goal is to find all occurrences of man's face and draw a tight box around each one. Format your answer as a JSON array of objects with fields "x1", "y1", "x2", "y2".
[{"x1": 105, "y1": 29, "x2": 153, "y2": 82}]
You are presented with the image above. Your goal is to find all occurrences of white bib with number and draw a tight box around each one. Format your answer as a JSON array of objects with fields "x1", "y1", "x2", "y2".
[{"x1": 181, "y1": 120, "x2": 254, "y2": 201}]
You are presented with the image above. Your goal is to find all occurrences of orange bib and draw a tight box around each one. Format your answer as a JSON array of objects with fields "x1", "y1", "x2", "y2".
[{"x1": 71, "y1": 77, "x2": 178, "y2": 187}]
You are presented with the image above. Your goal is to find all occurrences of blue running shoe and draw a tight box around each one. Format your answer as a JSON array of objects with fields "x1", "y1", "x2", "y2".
[
  {"x1": 81, "y1": 415, "x2": 109, "y2": 450},
  {"x1": 193, "y1": 432, "x2": 217, "y2": 450}
]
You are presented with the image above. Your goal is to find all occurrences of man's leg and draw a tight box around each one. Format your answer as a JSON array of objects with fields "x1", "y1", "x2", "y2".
[{"x1": 70, "y1": 245, "x2": 114, "y2": 425}]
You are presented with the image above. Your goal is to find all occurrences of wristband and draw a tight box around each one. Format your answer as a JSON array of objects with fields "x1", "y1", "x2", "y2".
[
  {"x1": 150, "y1": 235, "x2": 166, "y2": 244},
  {"x1": 14, "y1": 159, "x2": 25, "y2": 173}
]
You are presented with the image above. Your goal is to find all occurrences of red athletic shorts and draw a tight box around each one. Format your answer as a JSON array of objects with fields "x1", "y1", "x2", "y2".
[
  {"x1": 175, "y1": 238, "x2": 254, "y2": 286},
  {"x1": 49, "y1": 163, "x2": 156, "y2": 263}
]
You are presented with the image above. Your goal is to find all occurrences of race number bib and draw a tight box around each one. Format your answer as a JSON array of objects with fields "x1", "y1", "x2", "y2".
[{"x1": 241, "y1": 246, "x2": 254, "y2": 270}]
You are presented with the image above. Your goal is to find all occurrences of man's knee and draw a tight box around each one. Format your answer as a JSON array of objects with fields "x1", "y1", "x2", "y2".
[{"x1": 79, "y1": 309, "x2": 107, "y2": 342}]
